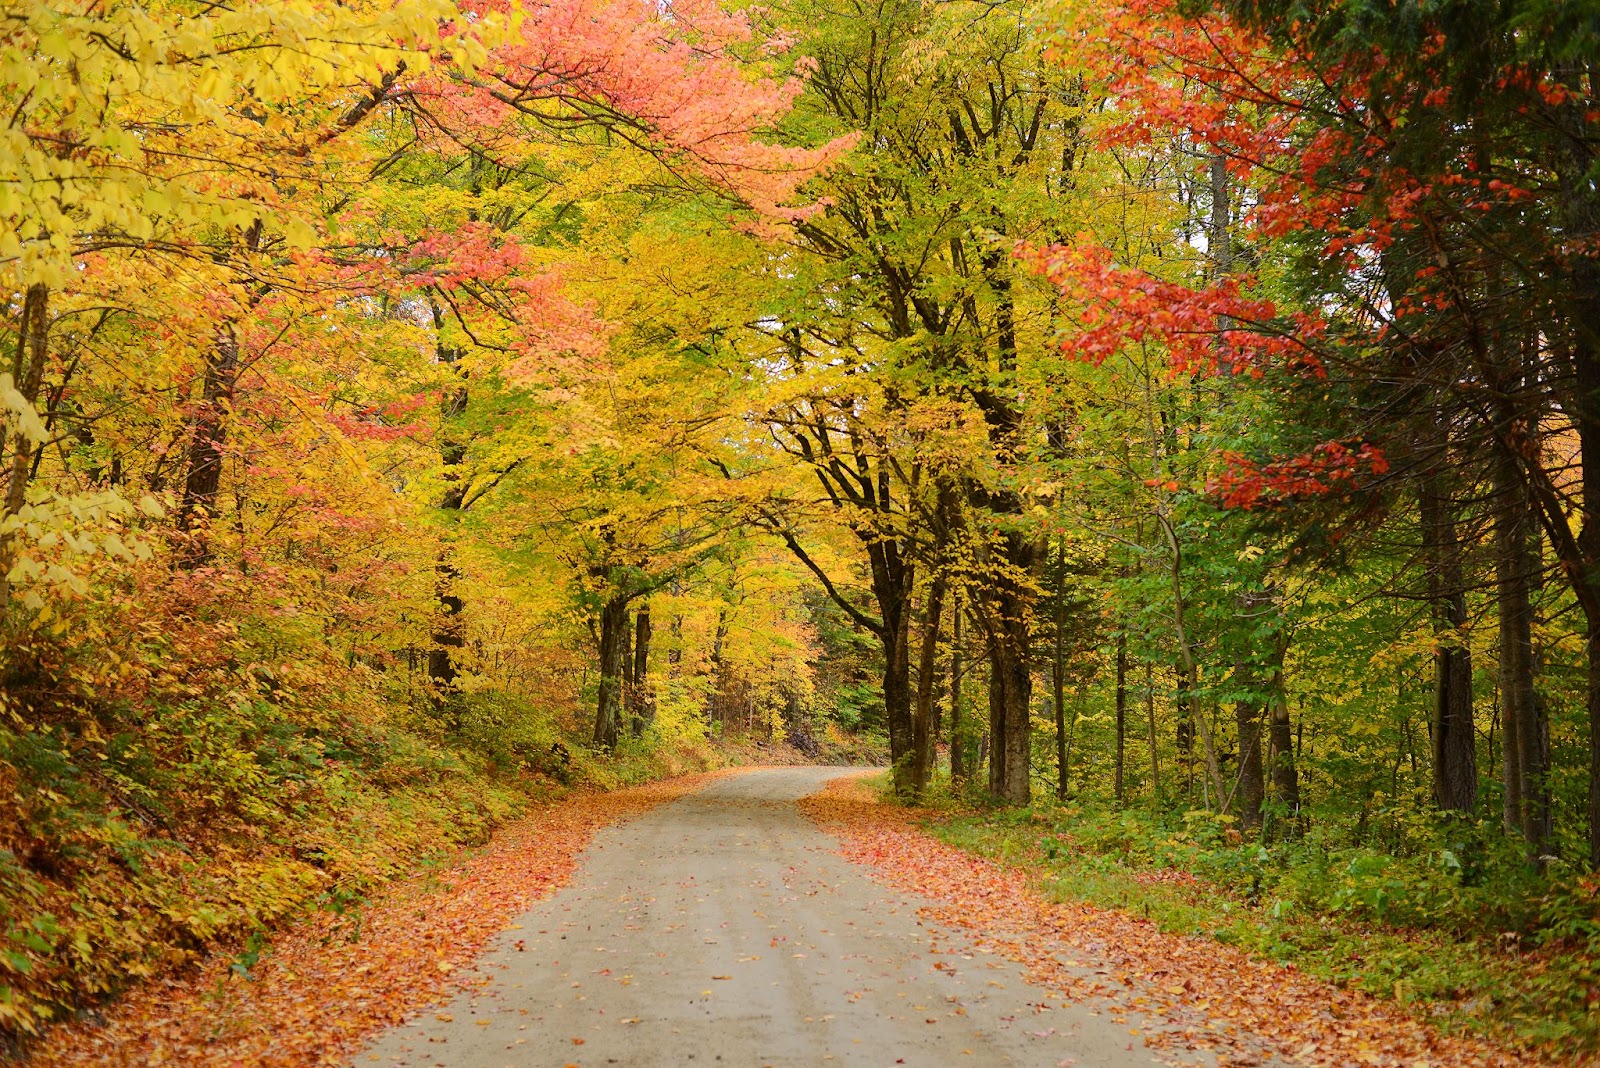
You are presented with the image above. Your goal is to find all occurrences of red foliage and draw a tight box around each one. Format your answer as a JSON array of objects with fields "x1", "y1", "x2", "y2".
[
  {"x1": 1018, "y1": 240, "x2": 1323, "y2": 378},
  {"x1": 435, "y1": 0, "x2": 854, "y2": 217},
  {"x1": 1210, "y1": 441, "x2": 1391, "y2": 510},
  {"x1": 1021, "y1": 0, "x2": 1472, "y2": 510}
]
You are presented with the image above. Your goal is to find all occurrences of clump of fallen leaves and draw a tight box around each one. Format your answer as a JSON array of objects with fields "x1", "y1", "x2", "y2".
[
  {"x1": 800, "y1": 777, "x2": 1566, "y2": 1068},
  {"x1": 28, "y1": 770, "x2": 732, "y2": 1067}
]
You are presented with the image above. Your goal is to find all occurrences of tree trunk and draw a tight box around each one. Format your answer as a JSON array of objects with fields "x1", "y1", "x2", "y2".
[
  {"x1": 985, "y1": 561, "x2": 1034, "y2": 805},
  {"x1": 2, "y1": 284, "x2": 47, "y2": 512},
  {"x1": 709, "y1": 608, "x2": 730, "y2": 730},
  {"x1": 427, "y1": 302, "x2": 470, "y2": 700},
  {"x1": 630, "y1": 603, "x2": 654, "y2": 736},
  {"x1": 1420, "y1": 471, "x2": 1478, "y2": 812},
  {"x1": 884, "y1": 587, "x2": 916, "y2": 796},
  {"x1": 1209, "y1": 152, "x2": 1233, "y2": 279},
  {"x1": 427, "y1": 557, "x2": 465, "y2": 699},
  {"x1": 1054, "y1": 547, "x2": 1069, "y2": 800},
  {"x1": 1495, "y1": 444, "x2": 1547, "y2": 846},
  {"x1": 1265, "y1": 636, "x2": 1300, "y2": 833},
  {"x1": 950, "y1": 593, "x2": 968, "y2": 781},
  {"x1": 1233, "y1": 654, "x2": 1265, "y2": 834},
  {"x1": 913, "y1": 578, "x2": 945, "y2": 797},
  {"x1": 594, "y1": 594, "x2": 629, "y2": 749},
  {"x1": 668, "y1": 579, "x2": 683, "y2": 677},
  {"x1": 1115, "y1": 632, "x2": 1127, "y2": 805},
  {"x1": 1571, "y1": 324, "x2": 1600, "y2": 863},
  {"x1": 1145, "y1": 662, "x2": 1162, "y2": 800},
  {"x1": 1177, "y1": 667, "x2": 1195, "y2": 801},
  {"x1": 1552, "y1": 57, "x2": 1600, "y2": 869},
  {"x1": 1163, "y1": 520, "x2": 1225, "y2": 807},
  {"x1": 176, "y1": 321, "x2": 240, "y2": 566},
  {"x1": 971, "y1": 245, "x2": 1039, "y2": 805},
  {"x1": 620, "y1": 603, "x2": 634, "y2": 727},
  {"x1": 0, "y1": 284, "x2": 48, "y2": 607}
]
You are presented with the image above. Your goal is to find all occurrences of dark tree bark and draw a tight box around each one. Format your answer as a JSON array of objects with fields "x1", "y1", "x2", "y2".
[
  {"x1": 427, "y1": 298, "x2": 470, "y2": 700},
  {"x1": 427, "y1": 559, "x2": 465, "y2": 697},
  {"x1": 1176, "y1": 668, "x2": 1195, "y2": 799},
  {"x1": 1419, "y1": 471, "x2": 1478, "y2": 812},
  {"x1": 766, "y1": 477, "x2": 919, "y2": 793},
  {"x1": 178, "y1": 219, "x2": 266, "y2": 568},
  {"x1": 1495, "y1": 443, "x2": 1549, "y2": 847},
  {"x1": 1053, "y1": 545, "x2": 1069, "y2": 800},
  {"x1": 967, "y1": 242, "x2": 1041, "y2": 806},
  {"x1": 630, "y1": 603, "x2": 654, "y2": 736},
  {"x1": 913, "y1": 578, "x2": 945, "y2": 797},
  {"x1": 176, "y1": 321, "x2": 240, "y2": 566},
  {"x1": 1233, "y1": 654, "x2": 1265, "y2": 835},
  {"x1": 1265, "y1": 638, "x2": 1301, "y2": 832},
  {"x1": 882, "y1": 587, "x2": 915, "y2": 792},
  {"x1": 1576, "y1": 374, "x2": 1600, "y2": 869},
  {"x1": 1145, "y1": 662, "x2": 1162, "y2": 800},
  {"x1": 984, "y1": 565, "x2": 1034, "y2": 805},
  {"x1": 709, "y1": 608, "x2": 731, "y2": 730},
  {"x1": 620, "y1": 603, "x2": 634, "y2": 723},
  {"x1": 950, "y1": 591, "x2": 968, "y2": 781},
  {"x1": 669, "y1": 604, "x2": 683, "y2": 673},
  {"x1": 593, "y1": 594, "x2": 630, "y2": 749},
  {"x1": 1554, "y1": 75, "x2": 1600, "y2": 867}
]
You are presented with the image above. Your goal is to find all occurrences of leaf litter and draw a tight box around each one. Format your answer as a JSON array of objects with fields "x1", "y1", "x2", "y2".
[
  {"x1": 28, "y1": 770, "x2": 733, "y2": 1067},
  {"x1": 799, "y1": 776, "x2": 1569, "y2": 1068}
]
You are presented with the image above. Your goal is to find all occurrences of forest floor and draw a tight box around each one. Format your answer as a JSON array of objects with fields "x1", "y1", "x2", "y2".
[
  {"x1": 804, "y1": 777, "x2": 1567, "y2": 1068},
  {"x1": 20, "y1": 767, "x2": 1562, "y2": 1068},
  {"x1": 20, "y1": 770, "x2": 736, "y2": 1067}
]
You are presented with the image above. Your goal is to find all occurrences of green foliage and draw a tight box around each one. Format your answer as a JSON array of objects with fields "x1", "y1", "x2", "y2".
[{"x1": 927, "y1": 796, "x2": 1600, "y2": 1053}]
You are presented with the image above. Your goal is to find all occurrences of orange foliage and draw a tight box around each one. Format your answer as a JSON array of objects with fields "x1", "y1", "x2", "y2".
[
  {"x1": 30, "y1": 771, "x2": 732, "y2": 1067},
  {"x1": 801, "y1": 779, "x2": 1552, "y2": 1068}
]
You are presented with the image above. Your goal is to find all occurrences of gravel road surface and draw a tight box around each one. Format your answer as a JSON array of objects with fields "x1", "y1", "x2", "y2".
[{"x1": 356, "y1": 767, "x2": 1200, "y2": 1068}]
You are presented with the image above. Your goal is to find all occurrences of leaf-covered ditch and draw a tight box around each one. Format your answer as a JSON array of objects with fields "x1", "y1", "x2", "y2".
[
  {"x1": 21, "y1": 770, "x2": 731, "y2": 1067},
  {"x1": 922, "y1": 797, "x2": 1600, "y2": 1058},
  {"x1": 802, "y1": 776, "x2": 1578, "y2": 1067}
]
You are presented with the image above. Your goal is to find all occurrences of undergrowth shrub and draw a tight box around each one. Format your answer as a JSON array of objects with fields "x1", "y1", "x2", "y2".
[
  {"x1": 0, "y1": 562, "x2": 528, "y2": 1041},
  {"x1": 926, "y1": 784, "x2": 1600, "y2": 1052}
]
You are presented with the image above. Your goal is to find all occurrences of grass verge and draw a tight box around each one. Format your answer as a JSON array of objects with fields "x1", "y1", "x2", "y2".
[{"x1": 911, "y1": 789, "x2": 1599, "y2": 1061}]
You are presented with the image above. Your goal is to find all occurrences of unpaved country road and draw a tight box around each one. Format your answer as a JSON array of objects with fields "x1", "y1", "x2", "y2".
[{"x1": 357, "y1": 767, "x2": 1201, "y2": 1068}]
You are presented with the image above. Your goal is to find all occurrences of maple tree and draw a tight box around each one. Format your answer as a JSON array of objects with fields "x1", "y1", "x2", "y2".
[
  {"x1": 0, "y1": 0, "x2": 847, "y2": 1041},
  {"x1": 1019, "y1": 0, "x2": 1600, "y2": 865}
]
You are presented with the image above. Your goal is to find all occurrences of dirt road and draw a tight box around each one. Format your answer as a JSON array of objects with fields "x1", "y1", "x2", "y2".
[{"x1": 356, "y1": 767, "x2": 1195, "y2": 1068}]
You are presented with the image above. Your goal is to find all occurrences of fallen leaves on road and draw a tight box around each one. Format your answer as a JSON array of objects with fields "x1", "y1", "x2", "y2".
[
  {"x1": 29, "y1": 770, "x2": 733, "y2": 1067},
  {"x1": 800, "y1": 776, "x2": 1558, "y2": 1068}
]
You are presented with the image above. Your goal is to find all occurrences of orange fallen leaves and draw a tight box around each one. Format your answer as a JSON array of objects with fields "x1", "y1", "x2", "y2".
[
  {"x1": 800, "y1": 778, "x2": 1566, "y2": 1068},
  {"x1": 28, "y1": 770, "x2": 732, "y2": 1067}
]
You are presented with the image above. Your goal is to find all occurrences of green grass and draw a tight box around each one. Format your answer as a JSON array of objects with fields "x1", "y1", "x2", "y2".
[{"x1": 911, "y1": 790, "x2": 1600, "y2": 1058}]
